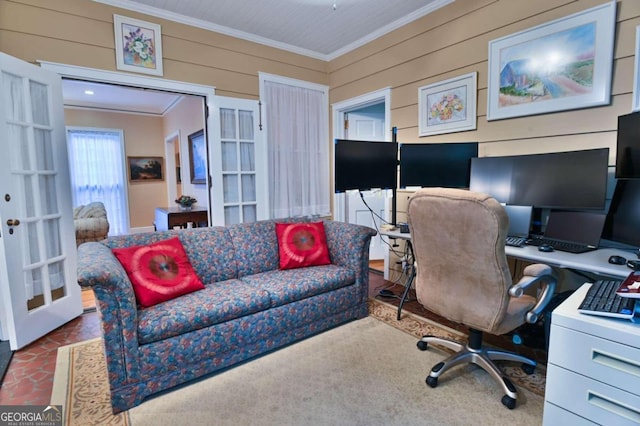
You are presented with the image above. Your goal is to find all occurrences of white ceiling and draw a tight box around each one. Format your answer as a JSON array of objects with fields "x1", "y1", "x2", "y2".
[
  {"x1": 94, "y1": 0, "x2": 454, "y2": 60},
  {"x1": 67, "y1": 0, "x2": 453, "y2": 113},
  {"x1": 62, "y1": 79, "x2": 183, "y2": 115}
]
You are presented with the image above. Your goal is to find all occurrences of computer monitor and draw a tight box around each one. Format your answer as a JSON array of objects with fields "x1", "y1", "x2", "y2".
[
  {"x1": 399, "y1": 142, "x2": 478, "y2": 188},
  {"x1": 334, "y1": 139, "x2": 398, "y2": 192},
  {"x1": 601, "y1": 179, "x2": 640, "y2": 248},
  {"x1": 469, "y1": 148, "x2": 609, "y2": 209},
  {"x1": 469, "y1": 156, "x2": 513, "y2": 204},
  {"x1": 510, "y1": 148, "x2": 609, "y2": 209},
  {"x1": 615, "y1": 111, "x2": 640, "y2": 179}
]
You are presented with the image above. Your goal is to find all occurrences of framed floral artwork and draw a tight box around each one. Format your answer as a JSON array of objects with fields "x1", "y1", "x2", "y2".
[
  {"x1": 418, "y1": 72, "x2": 477, "y2": 137},
  {"x1": 114, "y1": 14, "x2": 163, "y2": 76},
  {"x1": 487, "y1": 2, "x2": 616, "y2": 121}
]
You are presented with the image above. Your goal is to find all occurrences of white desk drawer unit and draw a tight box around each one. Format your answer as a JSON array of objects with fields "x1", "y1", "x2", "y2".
[{"x1": 543, "y1": 284, "x2": 640, "y2": 425}]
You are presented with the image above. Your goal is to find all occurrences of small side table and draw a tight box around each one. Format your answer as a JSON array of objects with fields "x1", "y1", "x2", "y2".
[{"x1": 154, "y1": 207, "x2": 209, "y2": 231}]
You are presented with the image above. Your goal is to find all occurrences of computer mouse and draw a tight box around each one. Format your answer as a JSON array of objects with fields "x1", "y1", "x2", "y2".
[
  {"x1": 538, "y1": 244, "x2": 554, "y2": 252},
  {"x1": 608, "y1": 255, "x2": 627, "y2": 265}
]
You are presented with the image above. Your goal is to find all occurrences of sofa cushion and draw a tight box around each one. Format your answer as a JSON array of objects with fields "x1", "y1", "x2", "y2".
[
  {"x1": 137, "y1": 279, "x2": 272, "y2": 345},
  {"x1": 105, "y1": 228, "x2": 239, "y2": 283},
  {"x1": 228, "y1": 218, "x2": 312, "y2": 278},
  {"x1": 240, "y1": 264, "x2": 356, "y2": 307},
  {"x1": 276, "y1": 222, "x2": 331, "y2": 270},
  {"x1": 112, "y1": 237, "x2": 205, "y2": 308}
]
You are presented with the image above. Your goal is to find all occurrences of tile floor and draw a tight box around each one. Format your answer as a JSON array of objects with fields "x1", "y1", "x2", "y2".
[
  {"x1": 0, "y1": 270, "x2": 548, "y2": 406},
  {"x1": 0, "y1": 309, "x2": 101, "y2": 406}
]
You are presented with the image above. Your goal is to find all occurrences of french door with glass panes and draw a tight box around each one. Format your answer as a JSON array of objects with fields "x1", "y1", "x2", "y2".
[
  {"x1": 209, "y1": 97, "x2": 267, "y2": 225},
  {"x1": 0, "y1": 53, "x2": 81, "y2": 350}
]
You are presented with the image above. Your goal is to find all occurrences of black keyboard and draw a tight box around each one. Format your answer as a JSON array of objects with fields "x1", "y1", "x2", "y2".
[
  {"x1": 505, "y1": 236, "x2": 526, "y2": 247},
  {"x1": 578, "y1": 280, "x2": 637, "y2": 319},
  {"x1": 525, "y1": 237, "x2": 596, "y2": 254}
]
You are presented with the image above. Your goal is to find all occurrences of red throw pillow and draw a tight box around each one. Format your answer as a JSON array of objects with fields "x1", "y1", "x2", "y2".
[
  {"x1": 112, "y1": 237, "x2": 205, "y2": 307},
  {"x1": 276, "y1": 222, "x2": 331, "y2": 270}
]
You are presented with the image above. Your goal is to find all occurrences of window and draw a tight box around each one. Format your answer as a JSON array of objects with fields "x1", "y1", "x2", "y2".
[
  {"x1": 66, "y1": 128, "x2": 129, "y2": 235},
  {"x1": 260, "y1": 73, "x2": 330, "y2": 218}
]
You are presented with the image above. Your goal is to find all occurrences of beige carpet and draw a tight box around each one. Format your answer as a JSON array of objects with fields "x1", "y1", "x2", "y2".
[{"x1": 52, "y1": 300, "x2": 545, "y2": 426}]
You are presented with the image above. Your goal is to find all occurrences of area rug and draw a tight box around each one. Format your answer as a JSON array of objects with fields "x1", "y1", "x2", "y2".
[{"x1": 52, "y1": 304, "x2": 544, "y2": 426}]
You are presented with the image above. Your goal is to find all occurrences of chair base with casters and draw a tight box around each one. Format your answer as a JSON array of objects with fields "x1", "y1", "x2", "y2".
[{"x1": 417, "y1": 328, "x2": 537, "y2": 409}]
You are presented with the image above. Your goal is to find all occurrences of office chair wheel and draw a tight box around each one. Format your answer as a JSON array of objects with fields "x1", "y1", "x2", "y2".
[
  {"x1": 425, "y1": 375, "x2": 438, "y2": 388},
  {"x1": 417, "y1": 340, "x2": 429, "y2": 351},
  {"x1": 521, "y1": 363, "x2": 536, "y2": 375},
  {"x1": 501, "y1": 395, "x2": 516, "y2": 409}
]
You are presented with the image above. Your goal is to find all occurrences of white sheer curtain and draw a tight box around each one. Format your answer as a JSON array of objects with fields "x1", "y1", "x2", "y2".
[
  {"x1": 263, "y1": 80, "x2": 330, "y2": 218},
  {"x1": 66, "y1": 129, "x2": 127, "y2": 235}
]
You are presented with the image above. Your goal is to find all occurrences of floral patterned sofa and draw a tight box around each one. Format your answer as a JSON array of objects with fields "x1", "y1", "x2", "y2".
[{"x1": 77, "y1": 218, "x2": 376, "y2": 413}]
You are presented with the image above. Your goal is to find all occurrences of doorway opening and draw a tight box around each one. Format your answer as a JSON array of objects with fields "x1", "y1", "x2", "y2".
[{"x1": 332, "y1": 88, "x2": 392, "y2": 275}]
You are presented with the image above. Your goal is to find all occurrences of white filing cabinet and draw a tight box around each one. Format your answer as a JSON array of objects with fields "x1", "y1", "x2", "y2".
[{"x1": 543, "y1": 284, "x2": 640, "y2": 425}]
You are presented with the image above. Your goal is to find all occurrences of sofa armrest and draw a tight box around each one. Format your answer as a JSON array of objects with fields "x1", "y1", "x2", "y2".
[
  {"x1": 323, "y1": 221, "x2": 377, "y2": 303},
  {"x1": 77, "y1": 242, "x2": 141, "y2": 387},
  {"x1": 75, "y1": 217, "x2": 109, "y2": 239}
]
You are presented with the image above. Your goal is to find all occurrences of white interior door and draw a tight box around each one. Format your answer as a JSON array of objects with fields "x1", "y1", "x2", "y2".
[
  {"x1": 344, "y1": 106, "x2": 388, "y2": 260},
  {"x1": 0, "y1": 52, "x2": 81, "y2": 350},
  {"x1": 209, "y1": 96, "x2": 266, "y2": 225}
]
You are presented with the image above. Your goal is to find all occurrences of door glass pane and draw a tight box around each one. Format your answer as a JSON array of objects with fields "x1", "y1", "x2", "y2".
[
  {"x1": 223, "y1": 175, "x2": 239, "y2": 203},
  {"x1": 24, "y1": 175, "x2": 35, "y2": 217},
  {"x1": 27, "y1": 222, "x2": 40, "y2": 264},
  {"x1": 2, "y1": 72, "x2": 25, "y2": 121},
  {"x1": 240, "y1": 142, "x2": 254, "y2": 171},
  {"x1": 224, "y1": 206, "x2": 240, "y2": 225},
  {"x1": 239, "y1": 110, "x2": 253, "y2": 140},
  {"x1": 242, "y1": 174, "x2": 256, "y2": 202},
  {"x1": 25, "y1": 267, "x2": 41, "y2": 303},
  {"x1": 34, "y1": 129, "x2": 54, "y2": 171},
  {"x1": 8, "y1": 124, "x2": 29, "y2": 169},
  {"x1": 48, "y1": 260, "x2": 65, "y2": 290},
  {"x1": 39, "y1": 175, "x2": 58, "y2": 215},
  {"x1": 221, "y1": 141, "x2": 237, "y2": 172},
  {"x1": 220, "y1": 108, "x2": 236, "y2": 139},
  {"x1": 29, "y1": 80, "x2": 50, "y2": 126},
  {"x1": 44, "y1": 218, "x2": 61, "y2": 258},
  {"x1": 243, "y1": 205, "x2": 257, "y2": 223}
]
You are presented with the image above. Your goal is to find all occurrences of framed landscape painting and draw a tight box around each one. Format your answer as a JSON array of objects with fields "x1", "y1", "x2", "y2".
[
  {"x1": 114, "y1": 14, "x2": 163, "y2": 76},
  {"x1": 419, "y1": 72, "x2": 477, "y2": 137},
  {"x1": 128, "y1": 157, "x2": 164, "y2": 182},
  {"x1": 633, "y1": 25, "x2": 640, "y2": 112},
  {"x1": 188, "y1": 130, "x2": 207, "y2": 184},
  {"x1": 486, "y1": 2, "x2": 616, "y2": 121}
]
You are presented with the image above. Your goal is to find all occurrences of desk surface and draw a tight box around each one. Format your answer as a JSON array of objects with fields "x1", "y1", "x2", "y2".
[
  {"x1": 382, "y1": 229, "x2": 635, "y2": 279},
  {"x1": 505, "y1": 245, "x2": 634, "y2": 279},
  {"x1": 380, "y1": 229, "x2": 412, "y2": 240}
]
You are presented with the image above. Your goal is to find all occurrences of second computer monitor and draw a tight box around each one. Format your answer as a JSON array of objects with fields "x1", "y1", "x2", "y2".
[
  {"x1": 399, "y1": 142, "x2": 477, "y2": 189},
  {"x1": 469, "y1": 148, "x2": 609, "y2": 210}
]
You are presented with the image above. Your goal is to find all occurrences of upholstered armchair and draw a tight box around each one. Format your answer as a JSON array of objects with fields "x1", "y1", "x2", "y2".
[
  {"x1": 74, "y1": 201, "x2": 110, "y2": 246},
  {"x1": 407, "y1": 188, "x2": 556, "y2": 409}
]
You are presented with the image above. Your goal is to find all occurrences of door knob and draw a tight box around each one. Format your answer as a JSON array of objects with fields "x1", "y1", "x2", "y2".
[{"x1": 6, "y1": 219, "x2": 20, "y2": 226}]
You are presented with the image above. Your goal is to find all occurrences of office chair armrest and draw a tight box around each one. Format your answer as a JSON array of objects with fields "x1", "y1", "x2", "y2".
[{"x1": 509, "y1": 264, "x2": 557, "y2": 324}]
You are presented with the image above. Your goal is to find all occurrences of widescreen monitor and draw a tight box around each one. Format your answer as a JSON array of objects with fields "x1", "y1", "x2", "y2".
[
  {"x1": 399, "y1": 142, "x2": 478, "y2": 188},
  {"x1": 334, "y1": 139, "x2": 398, "y2": 192},
  {"x1": 469, "y1": 148, "x2": 609, "y2": 209},
  {"x1": 615, "y1": 111, "x2": 640, "y2": 179},
  {"x1": 601, "y1": 179, "x2": 640, "y2": 248}
]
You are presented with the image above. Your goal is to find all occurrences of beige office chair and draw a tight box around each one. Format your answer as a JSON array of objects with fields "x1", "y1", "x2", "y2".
[{"x1": 407, "y1": 188, "x2": 556, "y2": 409}]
